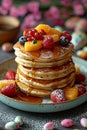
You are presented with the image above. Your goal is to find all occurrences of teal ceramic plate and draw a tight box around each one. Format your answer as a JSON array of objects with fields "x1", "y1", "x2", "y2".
[{"x1": 0, "y1": 57, "x2": 87, "y2": 113}]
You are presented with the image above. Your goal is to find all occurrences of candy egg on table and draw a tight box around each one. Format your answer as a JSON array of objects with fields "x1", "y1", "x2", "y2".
[
  {"x1": 71, "y1": 31, "x2": 87, "y2": 50},
  {"x1": 80, "y1": 118, "x2": 87, "y2": 128},
  {"x1": 76, "y1": 50, "x2": 87, "y2": 59},
  {"x1": 43, "y1": 122, "x2": 56, "y2": 130},
  {"x1": 5, "y1": 121, "x2": 19, "y2": 130},
  {"x1": 2, "y1": 42, "x2": 13, "y2": 52},
  {"x1": 65, "y1": 16, "x2": 80, "y2": 30},
  {"x1": 14, "y1": 116, "x2": 23, "y2": 126},
  {"x1": 61, "y1": 119, "x2": 74, "y2": 128},
  {"x1": 54, "y1": 26, "x2": 63, "y2": 32},
  {"x1": 75, "y1": 19, "x2": 87, "y2": 32}
]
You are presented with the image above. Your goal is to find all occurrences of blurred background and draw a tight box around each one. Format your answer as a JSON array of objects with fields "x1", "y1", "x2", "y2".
[{"x1": 0, "y1": 0, "x2": 87, "y2": 59}]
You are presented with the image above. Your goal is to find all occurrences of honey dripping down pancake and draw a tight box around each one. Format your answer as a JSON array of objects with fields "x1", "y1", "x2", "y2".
[{"x1": 13, "y1": 24, "x2": 76, "y2": 99}]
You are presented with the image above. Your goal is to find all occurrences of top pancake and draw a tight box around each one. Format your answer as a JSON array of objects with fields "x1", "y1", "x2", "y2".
[{"x1": 14, "y1": 42, "x2": 74, "y2": 63}]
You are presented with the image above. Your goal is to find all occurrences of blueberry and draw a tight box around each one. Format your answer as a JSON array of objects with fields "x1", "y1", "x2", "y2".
[
  {"x1": 60, "y1": 36, "x2": 68, "y2": 46},
  {"x1": 19, "y1": 36, "x2": 27, "y2": 45}
]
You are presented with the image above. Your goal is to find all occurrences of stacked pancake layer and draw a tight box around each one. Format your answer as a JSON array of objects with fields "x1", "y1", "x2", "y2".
[{"x1": 14, "y1": 42, "x2": 75, "y2": 98}]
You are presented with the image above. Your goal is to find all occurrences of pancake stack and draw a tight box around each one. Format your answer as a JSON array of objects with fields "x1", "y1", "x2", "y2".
[{"x1": 13, "y1": 24, "x2": 75, "y2": 98}]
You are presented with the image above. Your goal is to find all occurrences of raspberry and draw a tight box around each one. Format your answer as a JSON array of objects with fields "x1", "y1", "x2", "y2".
[
  {"x1": 75, "y1": 73, "x2": 86, "y2": 83},
  {"x1": 76, "y1": 84, "x2": 86, "y2": 96},
  {"x1": 50, "y1": 89, "x2": 66, "y2": 103},
  {"x1": 61, "y1": 31, "x2": 72, "y2": 42},
  {"x1": 1, "y1": 84, "x2": 18, "y2": 97},
  {"x1": 42, "y1": 36, "x2": 54, "y2": 49},
  {"x1": 5, "y1": 70, "x2": 16, "y2": 80}
]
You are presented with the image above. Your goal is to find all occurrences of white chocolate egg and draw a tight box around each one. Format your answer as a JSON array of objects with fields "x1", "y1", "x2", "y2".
[
  {"x1": 80, "y1": 118, "x2": 87, "y2": 128},
  {"x1": 14, "y1": 116, "x2": 23, "y2": 126},
  {"x1": 5, "y1": 121, "x2": 19, "y2": 130},
  {"x1": 43, "y1": 122, "x2": 56, "y2": 130}
]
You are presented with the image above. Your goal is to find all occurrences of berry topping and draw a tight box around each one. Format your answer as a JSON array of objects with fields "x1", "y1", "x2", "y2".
[
  {"x1": 5, "y1": 70, "x2": 16, "y2": 80},
  {"x1": 19, "y1": 36, "x2": 27, "y2": 45},
  {"x1": 76, "y1": 84, "x2": 86, "y2": 96},
  {"x1": 1, "y1": 84, "x2": 18, "y2": 97},
  {"x1": 42, "y1": 36, "x2": 54, "y2": 49},
  {"x1": 50, "y1": 89, "x2": 66, "y2": 103},
  {"x1": 34, "y1": 32, "x2": 43, "y2": 40},
  {"x1": 28, "y1": 29, "x2": 37, "y2": 37},
  {"x1": 60, "y1": 36, "x2": 69, "y2": 46},
  {"x1": 23, "y1": 29, "x2": 30, "y2": 36},
  {"x1": 39, "y1": 29, "x2": 46, "y2": 35},
  {"x1": 75, "y1": 73, "x2": 86, "y2": 83},
  {"x1": 61, "y1": 31, "x2": 72, "y2": 42}
]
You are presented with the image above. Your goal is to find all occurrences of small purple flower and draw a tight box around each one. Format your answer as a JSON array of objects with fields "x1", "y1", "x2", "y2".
[
  {"x1": 2, "y1": 0, "x2": 13, "y2": 9},
  {"x1": 9, "y1": 6, "x2": 19, "y2": 17},
  {"x1": 73, "y1": 4, "x2": 85, "y2": 15},
  {"x1": 33, "y1": 11, "x2": 42, "y2": 20},
  {"x1": 0, "y1": 6, "x2": 8, "y2": 15},
  {"x1": 27, "y1": 1, "x2": 40, "y2": 13},
  {"x1": 82, "y1": 0, "x2": 87, "y2": 7},
  {"x1": 44, "y1": 6, "x2": 60, "y2": 20},
  {"x1": 18, "y1": 4, "x2": 27, "y2": 17},
  {"x1": 60, "y1": 0, "x2": 71, "y2": 7}
]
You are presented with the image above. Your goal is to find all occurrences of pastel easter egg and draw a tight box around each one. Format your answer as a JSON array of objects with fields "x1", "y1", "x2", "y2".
[
  {"x1": 61, "y1": 119, "x2": 74, "y2": 128},
  {"x1": 71, "y1": 31, "x2": 87, "y2": 50},
  {"x1": 80, "y1": 118, "x2": 87, "y2": 128},
  {"x1": 0, "y1": 125, "x2": 2, "y2": 130},
  {"x1": 14, "y1": 116, "x2": 23, "y2": 126},
  {"x1": 5, "y1": 121, "x2": 19, "y2": 130},
  {"x1": 54, "y1": 26, "x2": 63, "y2": 32},
  {"x1": 43, "y1": 122, "x2": 56, "y2": 130}
]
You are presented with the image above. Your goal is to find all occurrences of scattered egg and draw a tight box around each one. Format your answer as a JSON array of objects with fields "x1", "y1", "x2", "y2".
[
  {"x1": 43, "y1": 122, "x2": 56, "y2": 130},
  {"x1": 14, "y1": 116, "x2": 23, "y2": 126},
  {"x1": 2, "y1": 42, "x2": 13, "y2": 52},
  {"x1": 5, "y1": 121, "x2": 19, "y2": 130},
  {"x1": 80, "y1": 118, "x2": 87, "y2": 128},
  {"x1": 61, "y1": 119, "x2": 74, "y2": 128}
]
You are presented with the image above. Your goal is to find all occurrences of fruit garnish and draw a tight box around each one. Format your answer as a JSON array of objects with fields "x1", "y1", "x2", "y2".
[
  {"x1": 5, "y1": 70, "x2": 16, "y2": 80},
  {"x1": 50, "y1": 89, "x2": 66, "y2": 103},
  {"x1": 24, "y1": 40, "x2": 42, "y2": 51},
  {"x1": 75, "y1": 73, "x2": 86, "y2": 84},
  {"x1": 60, "y1": 36, "x2": 69, "y2": 46},
  {"x1": 75, "y1": 84, "x2": 86, "y2": 96},
  {"x1": 19, "y1": 36, "x2": 27, "y2": 45},
  {"x1": 35, "y1": 24, "x2": 62, "y2": 36},
  {"x1": 64, "y1": 87, "x2": 78, "y2": 100},
  {"x1": 0, "y1": 80, "x2": 15, "y2": 90},
  {"x1": 42, "y1": 36, "x2": 54, "y2": 49},
  {"x1": 23, "y1": 29, "x2": 30, "y2": 36},
  {"x1": 1, "y1": 84, "x2": 18, "y2": 97},
  {"x1": 61, "y1": 31, "x2": 72, "y2": 42}
]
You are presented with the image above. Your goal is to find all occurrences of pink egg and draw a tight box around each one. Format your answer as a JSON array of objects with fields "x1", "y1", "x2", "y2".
[
  {"x1": 61, "y1": 119, "x2": 74, "y2": 128},
  {"x1": 43, "y1": 122, "x2": 56, "y2": 130}
]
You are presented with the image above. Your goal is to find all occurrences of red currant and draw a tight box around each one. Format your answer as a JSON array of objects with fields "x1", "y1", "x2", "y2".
[
  {"x1": 42, "y1": 36, "x2": 54, "y2": 49},
  {"x1": 23, "y1": 29, "x2": 30, "y2": 36},
  {"x1": 27, "y1": 36, "x2": 34, "y2": 41},
  {"x1": 61, "y1": 31, "x2": 72, "y2": 42},
  {"x1": 34, "y1": 32, "x2": 43, "y2": 40},
  {"x1": 39, "y1": 29, "x2": 46, "y2": 35},
  {"x1": 29, "y1": 29, "x2": 37, "y2": 37}
]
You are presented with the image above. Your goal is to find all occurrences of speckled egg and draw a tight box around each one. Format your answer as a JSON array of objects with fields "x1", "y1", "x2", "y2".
[
  {"x1": 80, "y1": 118, "x2": 87, "y2": 128},
  {"x1": 71, "y1": 31, "x2": 87, "y2": 50},
  {"x1": 43, "y1": 122, "x2": 56, "y2": 130},
  {"x1": 5, "y1": 121, "x2": 19, "y2": 130},
  {"x1": 61, "y1": 119, "x2": 74, "y2": 128},
  {"x1": 14, "y1": 116, "x2": 23, "y2": 126},
  {"x1": 54, "y1": 26, "x2": 63, "y2": 32}
]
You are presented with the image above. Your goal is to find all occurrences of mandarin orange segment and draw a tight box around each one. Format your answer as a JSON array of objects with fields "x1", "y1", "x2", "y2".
[
  {"x1": 0, "y1": 80, "x2": 15, "y2": 90},
  {"x1": 64, "y1": 87, "x2": 78, "y2": 100},
  {"x1": 51, "y1": 34, "x2": 60, "y2": 42},
  {"x1": 35, "y1": 24, "x2": 62, "y2": 36},
  {"x1": 24, "y1": 40, "x2": 42, "y2": 52}
]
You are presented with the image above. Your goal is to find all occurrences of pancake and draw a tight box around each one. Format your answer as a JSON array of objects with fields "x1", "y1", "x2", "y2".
[{"x1": 13, "y1": 24, "x2": 76, "y2": 98}]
